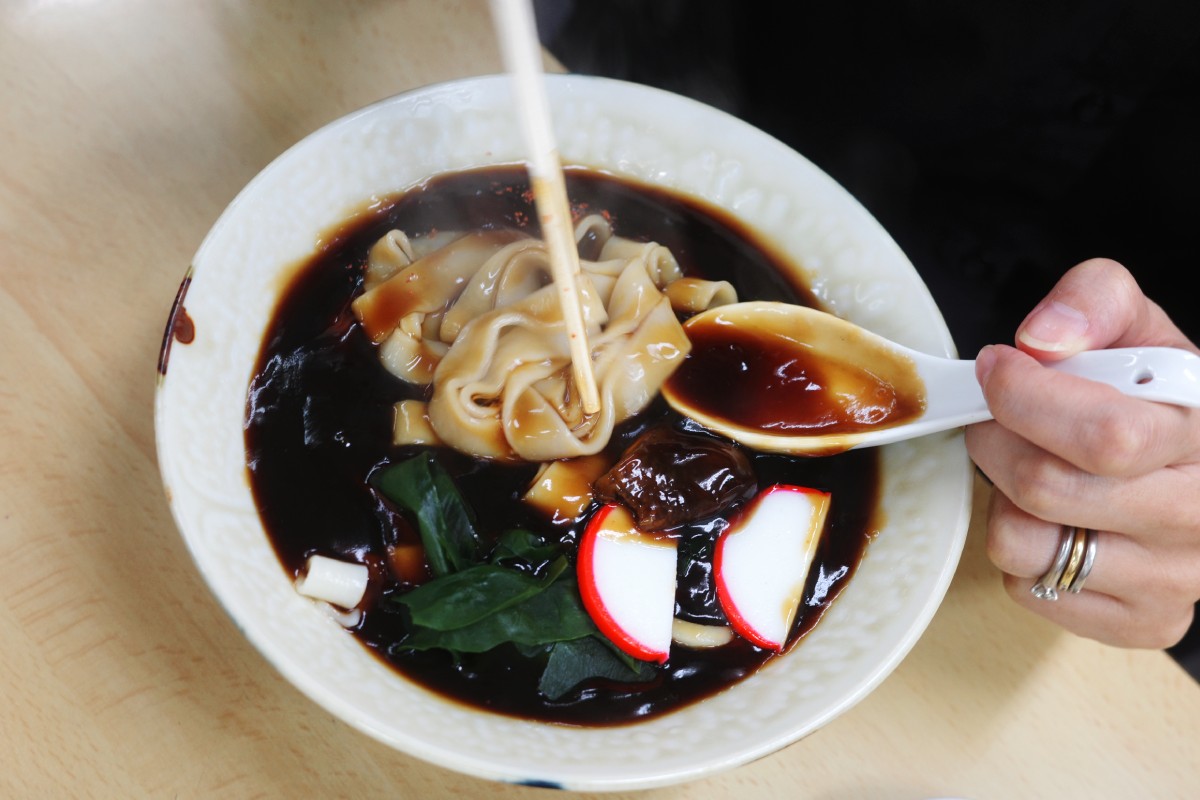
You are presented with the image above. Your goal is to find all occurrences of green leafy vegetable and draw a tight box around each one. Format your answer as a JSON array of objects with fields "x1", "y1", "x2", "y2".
[
  {"x1": 374, "y1": 453, "x2": 480, "y2": 576},
  {"x1": 377, "y1": 452, "x2": 664, "y2": 699},
  {"x1": 400, "y1": 572, "x2": 596, "y2": 653},
  {"x1": 490, "y1": 528, "x2": 562, "y2": 572},
  {"x1": 539, "y1": 637, "x2": 658, "y2": 700},
  {"x1": 399, "y1": 557, "x2": 569, "y2": 632}
]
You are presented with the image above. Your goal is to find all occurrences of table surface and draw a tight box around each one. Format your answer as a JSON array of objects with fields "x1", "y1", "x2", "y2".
[{"x1": 3, "y1": 2, "x2": 1198, "y2": 797}]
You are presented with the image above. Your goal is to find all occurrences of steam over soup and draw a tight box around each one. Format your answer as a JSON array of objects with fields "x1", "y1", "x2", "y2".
[{"x1": 245, "y1": 166, "x2": 881, "y2": 725}]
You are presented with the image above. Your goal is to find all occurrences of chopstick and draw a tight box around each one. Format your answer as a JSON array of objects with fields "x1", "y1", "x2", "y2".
[{"x1": 489, "y1": 0, "x2": 602, "y2": 416}]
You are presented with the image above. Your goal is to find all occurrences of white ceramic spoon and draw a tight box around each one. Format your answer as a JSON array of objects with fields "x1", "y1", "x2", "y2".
[{"x1": 662, "y1": 301, "x2": 1200, "y2": 456}]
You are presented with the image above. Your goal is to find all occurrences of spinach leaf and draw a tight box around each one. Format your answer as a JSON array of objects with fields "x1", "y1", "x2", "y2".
[
  {"x1": 399, "y1": 557, "x2": 569, "y2": 631},
  {"x1": 539, "y1": 637, "x2": 658, "y2": 700},
  {"x1": 374, "y1": 453, "x2": 480, "y2": 577},
  {"x1": 491, "y1": 528, "x2": 563, "y2": 573},
  {"x1": 400, "y1": 573, "x2": 596, "y2": 653}
]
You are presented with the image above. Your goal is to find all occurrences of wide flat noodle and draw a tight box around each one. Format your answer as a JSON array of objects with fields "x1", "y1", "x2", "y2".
[
  {"x1": 354, "y1": 215, "x2": 737, "y2": 461},
  {"x1": 352, "y1": 230, "x2": 526, "y2": 384}
]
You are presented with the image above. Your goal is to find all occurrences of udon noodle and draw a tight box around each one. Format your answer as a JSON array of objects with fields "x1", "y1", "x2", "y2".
[{"x1": 351, "y1": 215, "x2": 736, "y2": 461}]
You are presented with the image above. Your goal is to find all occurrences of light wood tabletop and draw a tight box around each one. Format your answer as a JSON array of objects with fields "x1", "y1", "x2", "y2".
[{"x1": 3, "y1": 2, "x2": 1198, "y2": 797}]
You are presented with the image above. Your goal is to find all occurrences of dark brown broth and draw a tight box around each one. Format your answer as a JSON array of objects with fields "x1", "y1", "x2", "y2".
[
  {"x1": 244, "y1": 166, "x2": 880, "y2": 725},
  {"x1": 667, "y1": 320, "x2": 925, "y2": 434}
]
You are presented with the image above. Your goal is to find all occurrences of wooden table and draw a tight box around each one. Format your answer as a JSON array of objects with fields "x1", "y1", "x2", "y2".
[{"x1": 3, "y1": 2, "x2": 1197, "y2": 797}]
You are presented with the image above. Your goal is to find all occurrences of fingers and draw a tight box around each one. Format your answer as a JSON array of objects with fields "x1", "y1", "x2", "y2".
[
  {"x1": 983, "y1": 492, "x2": 1199, "y2": 649},
  {"x1": 999, "y1": 574, "x2": 1195, "y2": 649},
  {"x1": 1013, "y1": 258, "x2": 1195, "y2": 358},
  {"x1": 984, "y1": 491, "x2": 1136, "y2": 598},
  {"x1": 973, "y1": 344, "x2": 1200, "y2": 478},
  {"x1": 967, "y1": 419, "x2": 1200, "y2": 542},
  {"x1": 983, "y1": 258, "x2": 1200, "y2": 476},
  {"x1": 972, "y1": 257, "x2": 1200, "y2": 649}
]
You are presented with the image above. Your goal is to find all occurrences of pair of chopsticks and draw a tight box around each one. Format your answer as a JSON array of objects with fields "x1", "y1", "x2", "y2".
[{"x1": 490, "y1": 0, "x2": 602, "y2": 416}]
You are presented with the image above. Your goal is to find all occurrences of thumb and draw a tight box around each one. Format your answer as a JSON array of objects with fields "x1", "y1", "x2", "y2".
[{"x1": 1015, "y1": 258, "x2": 1182, "y2": 359}]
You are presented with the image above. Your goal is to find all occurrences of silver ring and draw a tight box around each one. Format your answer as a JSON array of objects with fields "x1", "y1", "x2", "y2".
[
  {"x1": 1066, "y1": 528, "x2": 1098, "y2": 594},
  {"x1": 1031, "y1": 527, "x2": 1075, "y2": 601}
]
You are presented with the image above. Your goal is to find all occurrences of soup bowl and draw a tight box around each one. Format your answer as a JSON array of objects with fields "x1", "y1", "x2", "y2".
[{"x1": 154, "y1": 74, "x2": 972, "y2": 791}]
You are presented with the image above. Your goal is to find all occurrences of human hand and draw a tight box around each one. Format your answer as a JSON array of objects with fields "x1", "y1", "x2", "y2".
[{"x1": 966, "y1": 258, "x2": 1200, "y2": 647}]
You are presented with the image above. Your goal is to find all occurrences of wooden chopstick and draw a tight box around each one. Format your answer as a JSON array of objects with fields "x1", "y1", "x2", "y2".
[{"x1": 489, "y1": 0, "x2": 602, "y2": 416}]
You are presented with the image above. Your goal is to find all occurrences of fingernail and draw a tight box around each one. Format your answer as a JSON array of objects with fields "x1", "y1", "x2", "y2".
[
  {"x1": 1017, "y1": 300, "x2": 1089, "y2": 352},
  {"x1": 975, "y1": 344, "x2": 997, "y2": 386}
]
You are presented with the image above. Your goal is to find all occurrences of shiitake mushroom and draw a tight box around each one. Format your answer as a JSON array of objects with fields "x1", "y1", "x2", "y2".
[{"x1": 593, "y1": 426, "x2": 756, "y2": 531}]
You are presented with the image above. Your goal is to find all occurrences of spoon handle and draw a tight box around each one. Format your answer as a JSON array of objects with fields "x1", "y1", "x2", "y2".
[
  {"x1": 1049, "y1": 347, "x2": 1200, "y2": 408},
  {"x1": 916, "y1": 347, "x2": 1200, "y2": 443},
  {"x1": 918, "y1": 358, "x2": 991, "y2": 429}
]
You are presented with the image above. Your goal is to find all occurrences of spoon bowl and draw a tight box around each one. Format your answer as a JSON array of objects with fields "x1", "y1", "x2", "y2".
[{"x1": 662, "y1": 301, "x2": 1200, "y2": 455}]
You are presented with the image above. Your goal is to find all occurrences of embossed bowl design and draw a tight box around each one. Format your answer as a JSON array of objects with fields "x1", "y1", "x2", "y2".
[{"x1": 154, "y1": 75, "x2": 972, "y2": 791}]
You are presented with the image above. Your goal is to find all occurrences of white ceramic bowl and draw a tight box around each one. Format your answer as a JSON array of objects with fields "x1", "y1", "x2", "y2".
[{"x1": 154, "y1": 74, "x2": 972, "y2": 791}]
